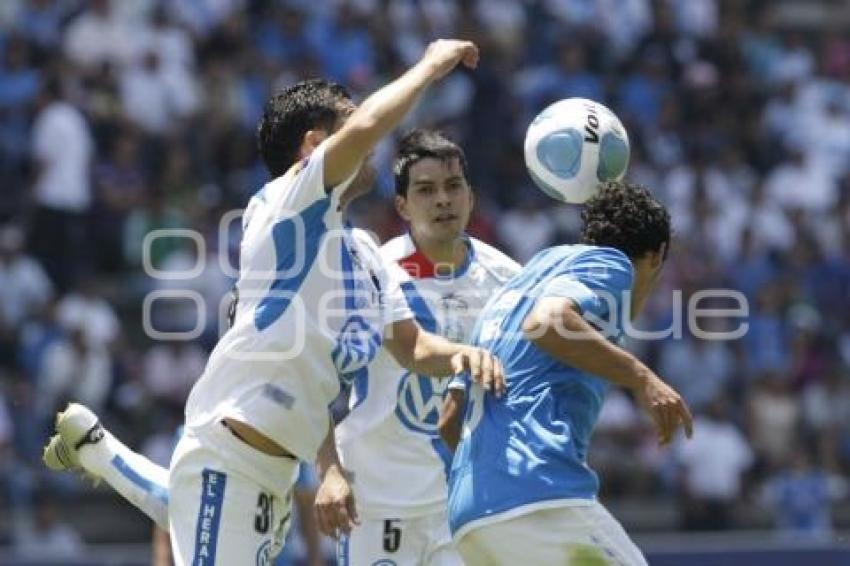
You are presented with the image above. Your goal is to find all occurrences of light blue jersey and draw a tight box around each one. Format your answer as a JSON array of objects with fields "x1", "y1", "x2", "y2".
[{"x1": 447, "y1": 244, "x2": 634, "y2": 538}]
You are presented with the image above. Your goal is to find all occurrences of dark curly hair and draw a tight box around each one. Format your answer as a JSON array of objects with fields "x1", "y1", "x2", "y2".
[
  {"x1": 580, "y1": 181, "x2": 671, "y2": 259},
  {"x1": 393, "y1": 129, "x2": 470, "y2": 197},
  {"x1": 257, "y1": 79, "x2": 351, "y2": 178}
]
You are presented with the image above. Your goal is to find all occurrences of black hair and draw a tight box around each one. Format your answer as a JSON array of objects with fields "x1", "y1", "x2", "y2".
[
  {"x1": 581, "y1": 181, "x2": 671, "y2": 259},
  {"x1": 393, "y1": 129, "x2": 470, "y2": 197},
  {"x1": 257, "y1": 78, "x2": 351, "y2": 178}
]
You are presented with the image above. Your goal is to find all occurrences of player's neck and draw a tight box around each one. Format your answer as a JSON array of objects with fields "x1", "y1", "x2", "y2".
[
  {"x1": 630, "y1": 263, "x2": 656, "y2": 320},
  {"x1": 414, "y1": 234, "x2": 468, "y2": 271}
]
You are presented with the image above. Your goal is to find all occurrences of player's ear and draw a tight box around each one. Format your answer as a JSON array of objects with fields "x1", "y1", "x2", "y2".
[
  {"x1": 395, "y1": 194, "x2": 411, "y2": 221},
  {"x1": 301, "y1": 129, "x2": 329, "y2": 157}
]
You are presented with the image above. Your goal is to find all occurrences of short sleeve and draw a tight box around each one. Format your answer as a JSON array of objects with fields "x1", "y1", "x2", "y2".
[
  {"x1": 352, "y1": 229, "x2": 413, "y2": 326},
  {"x1": 266, "y1": 140, "x2": 359, "y2": 217},
  {"x1": 378, "y1": 260, "x2": 414, "y2": 326},
  {"x1": 542, "y1": 247, "x2": 634, "y2": 321}
]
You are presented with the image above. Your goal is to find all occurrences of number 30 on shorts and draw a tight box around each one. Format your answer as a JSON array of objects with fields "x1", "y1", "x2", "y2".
[{"x1": 255, "y1": 492, "x2": 273, "y2": 534}]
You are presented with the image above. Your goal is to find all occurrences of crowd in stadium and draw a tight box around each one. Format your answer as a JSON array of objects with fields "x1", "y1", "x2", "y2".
[{"x1": 1, "y1": 0, "x2": 849, "y2": 560}]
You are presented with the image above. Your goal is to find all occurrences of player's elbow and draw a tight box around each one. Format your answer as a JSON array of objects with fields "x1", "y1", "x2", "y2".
[{"x1": 522, "y1": 309, "x2": 549, "y2": 344}]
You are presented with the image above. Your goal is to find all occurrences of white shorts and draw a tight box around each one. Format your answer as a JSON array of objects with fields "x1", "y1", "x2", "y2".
[
  {"x1": 455, "y1": 502, "x2": 648, "y2": 566},
  {"x1": 338, "y1": 510, "x2": 463, "y2": 566},
  {"x1": 168, "y1": 423, "x2": 300, "y2": 566}
]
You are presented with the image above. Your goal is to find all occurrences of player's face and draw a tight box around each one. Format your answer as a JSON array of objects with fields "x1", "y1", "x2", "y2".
[{"x1": 396, "y1": 157, "x2": 473, "y2": 245}]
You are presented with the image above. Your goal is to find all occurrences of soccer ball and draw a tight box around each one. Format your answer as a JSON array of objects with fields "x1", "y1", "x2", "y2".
[{"x1": 524, "y1": 98, "x2": 630, "y2": 204}]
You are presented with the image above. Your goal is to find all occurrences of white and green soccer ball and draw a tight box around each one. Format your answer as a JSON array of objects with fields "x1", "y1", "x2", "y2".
[{"x1": 524, "y1": 98, "x2": 630, "y2": 204}]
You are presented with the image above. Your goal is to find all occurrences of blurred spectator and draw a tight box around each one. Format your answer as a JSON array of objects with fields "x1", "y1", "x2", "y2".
[
  {"x1": 748, "y1": 375, "x2": 801, "y2": 469},
  {"x1": 0, "y1": 225, "x2": 52, "y2": 333},
  {"x1": 142, "y1": 341, "x2": 205, "y2": 405},
  {"x1": 37, "y1": 327, "x2": 112, "y2": 418},
  {"x1": 677, "y1": 398, "x2": 754, "y2": 530},
  {"x1": 121, "y1": 50, "x2": 196, "y2": 135},
  {"x1": 56, "y1": 278, "x2": 120, "y2": 350},
  {"x1": 15, "y1": 0, "x2": 67, "y2": 50},
  {"x1": 64, "y1": 0, "x2": 142, "y2": 72},
  {"x1": 659, "y1": 332, "x2": 733, "y2": 412},
  {"x1": 497, "y1": 198, "x2": 557, "y2": 264},
  {"x1": 0, "y1": 34, "x2": 40, "y2": 212},
  {"x1": 92, "y1": 130, "x2": 148, "y2": 272},
  {"x1": 13, "y1": 490, "x2": 85, "y2": 560},
  {"x1": 761, "y1": 449, "x2": 849, "y2": 539},
  {"x1": 28, "y1": 76, "x2": 94, "y2": 291}
]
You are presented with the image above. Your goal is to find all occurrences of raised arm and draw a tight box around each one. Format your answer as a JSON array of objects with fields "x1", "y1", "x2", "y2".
[
  {"x1": 523, "y1": 297, "x2": 693, "y2": 445},
  {"x1": 323, "y1": 40, "x2": 479, "y2": 187}
]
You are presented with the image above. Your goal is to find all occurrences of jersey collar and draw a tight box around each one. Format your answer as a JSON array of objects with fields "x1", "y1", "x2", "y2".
[{"x1": 398, "y1": 233, "x2": 475, "y2": 280}]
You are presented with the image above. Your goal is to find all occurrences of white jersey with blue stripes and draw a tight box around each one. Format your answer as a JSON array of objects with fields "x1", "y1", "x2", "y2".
[
  {"x1": 184, "y1": 142, "x2": 413, "y2": 462},
  {"x1": 335, "y1": 233, "x2": 520, "y2": 519}
]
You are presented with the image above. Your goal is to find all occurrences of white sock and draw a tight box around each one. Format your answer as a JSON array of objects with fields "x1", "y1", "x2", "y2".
[{"x1": 78, "y1": 431, "x2": 170, "y2": 530}]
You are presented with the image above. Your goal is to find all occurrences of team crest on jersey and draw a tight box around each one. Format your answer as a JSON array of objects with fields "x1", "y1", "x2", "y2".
[
  {"x1": 332, "y1": 315, "x2": 382, "y2": 376},
  {"x1": 437, "y1": 293, "x2": 470, "y2": 342},
  {"x1": 395, "y1": 372, "x2": 449, "y2": 435}
]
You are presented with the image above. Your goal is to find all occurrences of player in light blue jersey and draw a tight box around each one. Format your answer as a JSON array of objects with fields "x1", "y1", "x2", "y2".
[{"x1": 447, "y1": 182, "x2": 694, "y2": 566}]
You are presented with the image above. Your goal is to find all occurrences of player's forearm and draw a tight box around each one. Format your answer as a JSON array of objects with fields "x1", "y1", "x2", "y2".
[
  {"x1": 315, "y1": 422, "x2": 343, "y2": 479},
  {"x1": 524, "y1": 302, "x2": 650, "y2": 391},
  {"x1": 406, "y1": 331, "x2": 467, "y2": 377},
  {"x1": 385, "y1": 319, "x2": 460, "y2": 377},
  {"x1": 438, "y1": 390, "x2": 465, "y2": 451},
  {"x1": 324, "y1": 62, "x2": 435, "y2": 186}
]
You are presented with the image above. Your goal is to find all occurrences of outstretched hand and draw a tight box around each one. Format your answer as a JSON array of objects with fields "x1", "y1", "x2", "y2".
[{"x1": 450, "y1": 346, "x2": 505, "y2": 397}]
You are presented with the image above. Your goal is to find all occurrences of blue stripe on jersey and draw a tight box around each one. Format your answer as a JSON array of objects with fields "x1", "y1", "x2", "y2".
[
  {"x1": 255, "y1": 197, "x2": 331, "y2": 330},
  {"x1": 110, "y1": 454, "x2": 169, "y2": 504},
  {"x1": 350, "y1": 366, "x2": 369, "y2": 411},
  {"x1": 399, "y1": 281, "x2": 438, "y2": 332},
  {"x1": 192, "y1": 469, "x2": 227, "y2": 565},
  {"x1": 340, "y1": 229, "x2": 357, "y2": 310}
]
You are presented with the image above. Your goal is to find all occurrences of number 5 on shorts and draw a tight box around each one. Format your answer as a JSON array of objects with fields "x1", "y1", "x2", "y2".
[{"x1": 383, "y1": 519, "x2": 401, "y2": 553}]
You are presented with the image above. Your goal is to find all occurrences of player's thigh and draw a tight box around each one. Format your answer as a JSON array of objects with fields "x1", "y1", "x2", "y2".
[
  {"x1": 578, "y1": 502, "x2": 648, "y2": 566},
  {"x1": 455, "y1": 519, "x2": 551, "y2": 566},
  {"x1": 338, "y1": 517, "x2": 425, "y2": 566},
  {"x1": 168, "y1": 446, "x2": 290, "y2": 565},
  {"x1": 457, "y1": 506, "x2": 646, "y2": 566}
]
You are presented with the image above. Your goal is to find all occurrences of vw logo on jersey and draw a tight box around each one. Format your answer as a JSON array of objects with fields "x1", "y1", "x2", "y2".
[
  {"x1": 332, "y1": 315, "x2": 382, "y2": 376},
  {"x1": 395, "y1": 372, "x2": 449, "y2": 435}
]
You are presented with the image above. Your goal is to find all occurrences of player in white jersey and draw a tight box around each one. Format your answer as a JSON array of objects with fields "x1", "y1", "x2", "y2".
[
  {"x1": 317, "y1": 130, "x2": 520, "y2": 565},
  {"x1": 42, "y1": 40, "x2": 507, "y2": 566}
]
